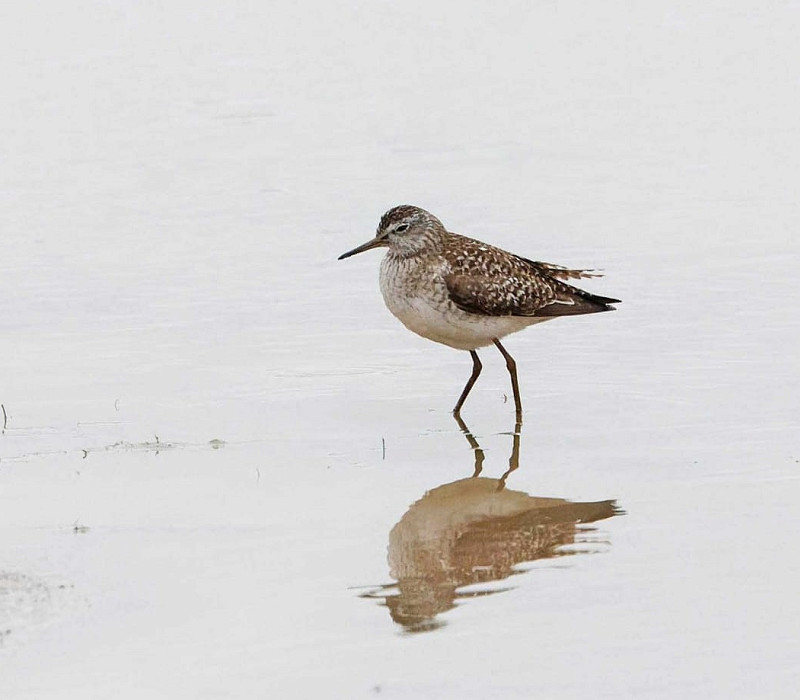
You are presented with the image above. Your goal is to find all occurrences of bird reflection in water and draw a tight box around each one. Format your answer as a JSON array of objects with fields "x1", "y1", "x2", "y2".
[{"x1": 360, "y1": 415, "x2": 622, "y2": 634}]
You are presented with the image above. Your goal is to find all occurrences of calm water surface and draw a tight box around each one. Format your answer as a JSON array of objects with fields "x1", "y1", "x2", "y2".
[{"x1": 2, "y1": 2, "x2": 799, "y2": 698}]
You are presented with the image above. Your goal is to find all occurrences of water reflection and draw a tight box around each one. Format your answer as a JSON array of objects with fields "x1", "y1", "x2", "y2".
[{"x1": 361, "y1": 416, "x2": 622, "y2": 634}]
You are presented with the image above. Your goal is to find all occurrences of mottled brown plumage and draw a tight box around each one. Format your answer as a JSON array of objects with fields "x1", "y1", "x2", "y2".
[
  {"x1": 338, "y1": 205, "x2": 620, "y2": 416},
  {"x1": 441, "y1": 233, "x2": 618, "y2": 318}
]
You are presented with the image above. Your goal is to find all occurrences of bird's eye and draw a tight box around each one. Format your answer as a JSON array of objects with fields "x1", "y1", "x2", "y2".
[{"x1": 395, "y1": 223, "x2": 410, "y2": 233}]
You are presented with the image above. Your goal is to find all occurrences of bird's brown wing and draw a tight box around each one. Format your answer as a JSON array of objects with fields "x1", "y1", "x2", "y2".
[
  {"x1": 517, "y1": 257, "x2": 604, "y2": 281},
  {"x1": 443, "y1": 235, "x2": 619, "y2": 318}
]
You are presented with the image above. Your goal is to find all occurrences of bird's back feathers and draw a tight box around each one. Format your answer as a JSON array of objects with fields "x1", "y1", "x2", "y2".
[{"x1": 443, "y1": 234, "x2": 620, "y2": 319}]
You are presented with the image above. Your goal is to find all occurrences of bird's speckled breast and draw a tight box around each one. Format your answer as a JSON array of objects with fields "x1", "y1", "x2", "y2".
[{"x1": 379, "y1": 252, "x2": 538, "y2": 351}]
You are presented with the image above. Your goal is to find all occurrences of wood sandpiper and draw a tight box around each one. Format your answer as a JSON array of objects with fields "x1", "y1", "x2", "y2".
[{"x1": 338, "y1": 205, "x2": 620, "y2": 417}]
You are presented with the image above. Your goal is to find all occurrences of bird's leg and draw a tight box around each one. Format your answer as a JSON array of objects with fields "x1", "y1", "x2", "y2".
[
  {"x1": 492, "y1": 338, "x2": 523, "y2": 419},
  {"x1": 453, "y1": 350, "x2": 482, "y2": 416}
]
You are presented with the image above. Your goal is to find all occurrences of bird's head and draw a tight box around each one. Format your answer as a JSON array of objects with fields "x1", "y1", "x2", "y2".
[{"x1": 338, "y1": 205, "x2": 445, "y2": 260}]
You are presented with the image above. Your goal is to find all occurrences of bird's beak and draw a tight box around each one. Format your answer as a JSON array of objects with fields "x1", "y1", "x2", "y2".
[{"x1": 338, "y1": 236, "x2": 385, "y2": 260}]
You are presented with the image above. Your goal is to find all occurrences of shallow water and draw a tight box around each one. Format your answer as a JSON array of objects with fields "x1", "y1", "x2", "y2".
[{"x1": 2, "y1": 2, "x2": 800, "y2": 698}]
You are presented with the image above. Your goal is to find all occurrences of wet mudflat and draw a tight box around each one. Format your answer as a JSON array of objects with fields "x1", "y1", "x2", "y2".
[{"x1": 2, "y1": 2, "x2": 799, "y2": 698}]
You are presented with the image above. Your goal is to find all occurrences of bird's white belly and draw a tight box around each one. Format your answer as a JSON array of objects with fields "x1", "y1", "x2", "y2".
[
  {"x1": 379, "y1": 259, "x2": 543, "y2": 350},
  {"x1": 390, "y1": 300, "x2": 536, "y2": 350}
]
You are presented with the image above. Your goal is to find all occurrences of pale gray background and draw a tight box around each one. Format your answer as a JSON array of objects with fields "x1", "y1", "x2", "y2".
[{"x1": 1, "y1": 2, "x2": 798, "y2": 698}]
